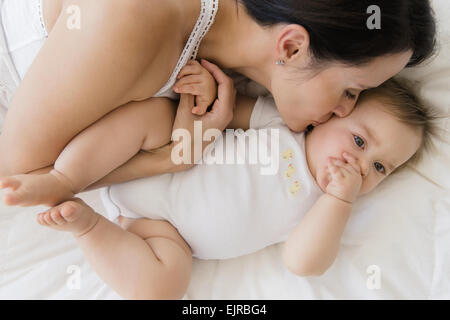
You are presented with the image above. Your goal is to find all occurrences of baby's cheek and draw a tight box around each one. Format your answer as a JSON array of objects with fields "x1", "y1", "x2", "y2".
[
  {"x1": 323, "y1": 132, "x2": 348, "y2": 158},
  {"x1": 359, "y1": 176, "x2": 384, "y2": 195}
]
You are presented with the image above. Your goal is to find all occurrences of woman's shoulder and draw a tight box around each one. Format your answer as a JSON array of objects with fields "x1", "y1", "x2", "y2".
[
  {"x1": 67, "y1": 0, "x2": 183, "y2": 58},
  {"x1": 56, "y1": 0, "x2": 181, "y2": 36},
  {"x1": 99, "y1": 0, "x2": 180, "y2": 30}
]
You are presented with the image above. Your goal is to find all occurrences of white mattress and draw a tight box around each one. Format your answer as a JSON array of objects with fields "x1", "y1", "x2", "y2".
[{"x1": 1, "y1": 0, "x2": 449, "y2": 299}]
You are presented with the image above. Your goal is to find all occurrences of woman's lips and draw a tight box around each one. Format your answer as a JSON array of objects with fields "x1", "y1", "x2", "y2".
[{"x1": 312, "y1": 120, "x2": 327, "y2": 127}]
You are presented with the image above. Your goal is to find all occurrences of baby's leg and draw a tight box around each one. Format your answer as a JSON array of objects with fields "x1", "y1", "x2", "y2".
[
  {"x1": 36, "y1": 198, "x2": 192, "y2": 299},
  {"x1": 0, "y1": 98, "x2": 176, "y2": 207}
]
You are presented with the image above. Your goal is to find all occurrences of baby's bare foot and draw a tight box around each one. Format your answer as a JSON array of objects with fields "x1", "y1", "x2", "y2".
[
  {"x1": 0, "y1": 173, "x2": 74, "y2": 207},
  {"x1": 36, "y1": 199, "x2": 100, "y2": 237}
]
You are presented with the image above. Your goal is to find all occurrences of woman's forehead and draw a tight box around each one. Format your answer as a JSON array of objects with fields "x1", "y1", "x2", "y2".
[{"x1": 330, "y1": 51, "x2": 413, "y2": 85}]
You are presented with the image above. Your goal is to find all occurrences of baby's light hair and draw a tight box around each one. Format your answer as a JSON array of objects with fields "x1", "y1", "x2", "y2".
[{"x1": 357, "y1": 78, "x2": 443, "y2": 168}]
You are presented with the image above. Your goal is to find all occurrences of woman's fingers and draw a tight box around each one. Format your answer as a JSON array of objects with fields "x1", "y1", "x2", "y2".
[
  {"x1": 200, "y1": 59, "x2": 234, "y2": 99},
  {"x1": 200, "y1": 59, "x2": 236, "y2": 127},
  {"x1": 173, "y1": 59, "x2": 236, "y2": 140}
]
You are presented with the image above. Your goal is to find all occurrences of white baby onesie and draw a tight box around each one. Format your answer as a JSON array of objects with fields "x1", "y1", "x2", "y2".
[{"x1": 101, "y1": 96, "x2": 323, "y2": 260}]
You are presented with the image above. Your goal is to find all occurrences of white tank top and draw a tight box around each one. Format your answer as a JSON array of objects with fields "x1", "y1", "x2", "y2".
[
  {"x1": 0, "y1": 0, "x2": 219, "y2": 131},
  {"x1": 154, "y1": 0, "x2": 219, "y2": 100}
]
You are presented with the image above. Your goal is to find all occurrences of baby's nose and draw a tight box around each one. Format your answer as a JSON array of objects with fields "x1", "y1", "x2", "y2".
[{"x1": 359, "y1": 160, "x2": 370, "y2": 177}]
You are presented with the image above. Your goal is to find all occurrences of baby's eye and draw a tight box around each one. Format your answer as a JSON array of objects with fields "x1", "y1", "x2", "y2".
[
  {"x1": 353, "y1": 135, "x2": 365, "y2": 148},
  {"x1": 374, "y1": 162, "x2": 386, "y2": 174},
  {"x1": 345, "y1": 90, "x2": 357, "y2": 100}
]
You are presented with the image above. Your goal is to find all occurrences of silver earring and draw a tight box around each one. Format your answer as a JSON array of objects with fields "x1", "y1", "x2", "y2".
[{"x1": 276, "y1": 60, "x2": 285, "y2": 66}]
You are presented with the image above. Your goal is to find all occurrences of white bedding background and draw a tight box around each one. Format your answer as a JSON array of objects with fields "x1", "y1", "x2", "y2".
[{"x1": 0, "y1": 0, "x2": 449, "y2": 299}]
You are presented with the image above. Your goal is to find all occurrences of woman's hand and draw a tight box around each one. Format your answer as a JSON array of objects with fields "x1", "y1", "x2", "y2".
[{"x1": 170, "y1": 59, "x2": 237, "y2": 166}]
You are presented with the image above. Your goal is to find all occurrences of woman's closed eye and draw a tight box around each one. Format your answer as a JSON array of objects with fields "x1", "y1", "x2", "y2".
[{"x1": 345, "y1": 90, "x2": 357, "y2": 100}]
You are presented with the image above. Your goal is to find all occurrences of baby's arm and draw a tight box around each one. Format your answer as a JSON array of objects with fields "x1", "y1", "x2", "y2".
[
  {"x1": 52, "y1": 98, "x2": 177, "y2": 194},
  {"x1": 282, "y1": 153, "x2": 363, "y2": 276},
  {"x1": 0, "y1": 98, "x2": 176, "y2": 207},
  {"x1": 60, "y1": 60, "x2": 218, "y2": 194}
]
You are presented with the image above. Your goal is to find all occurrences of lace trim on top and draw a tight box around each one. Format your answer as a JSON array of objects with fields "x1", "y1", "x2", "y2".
[
  {"x1": 154, "y1": 0, "x2": 218, "y2": 97},
  {"x1": 38, "y1": 0, "x2": 49, "y2": 38}
]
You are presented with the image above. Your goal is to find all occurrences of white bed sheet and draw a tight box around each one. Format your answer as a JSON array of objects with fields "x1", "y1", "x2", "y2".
[{"x1": 1, "y1": 0, "x2": 449, "y2": 300}]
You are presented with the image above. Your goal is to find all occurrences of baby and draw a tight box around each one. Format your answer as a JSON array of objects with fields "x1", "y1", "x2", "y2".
[{"x1": 0, "y1": 62, "x2": 436, "y2": 299}]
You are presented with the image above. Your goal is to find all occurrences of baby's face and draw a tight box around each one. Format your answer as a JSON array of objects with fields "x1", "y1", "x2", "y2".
[{"x1": 305, "y1": 97, "x2": 422, "y2": 195}]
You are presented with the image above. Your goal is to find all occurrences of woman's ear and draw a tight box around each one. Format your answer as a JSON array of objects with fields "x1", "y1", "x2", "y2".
[{"x1": 276, "y1": 24, "x2": 310, "y2": 64}]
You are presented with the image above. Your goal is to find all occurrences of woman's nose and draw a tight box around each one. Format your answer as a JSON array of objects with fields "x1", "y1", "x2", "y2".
[
  {"x1": 318, "y1": 112, "x2": 333, "y2": 123},
  {"x1": 334, "y1": 99, "x2": 357, "y2": 117}
]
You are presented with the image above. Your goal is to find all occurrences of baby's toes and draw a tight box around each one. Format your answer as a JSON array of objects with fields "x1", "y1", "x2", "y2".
[
  {"x1": 59, "y1": 202, "x2": 80, "y2": 223},
  {"x1": 43, "y1": 209, "x2": 59, "y2": 226},
  {"x1": 36, "y1": 212, "x2": 49, "y2": 226},
  {"x1": 50, "y1": 208, "x2": 66, "y2": 225}
]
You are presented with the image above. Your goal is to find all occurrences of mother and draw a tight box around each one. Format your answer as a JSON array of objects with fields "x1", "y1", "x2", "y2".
[{"x1": 0, "y1": 0, "x2": 436, "y2": 185}]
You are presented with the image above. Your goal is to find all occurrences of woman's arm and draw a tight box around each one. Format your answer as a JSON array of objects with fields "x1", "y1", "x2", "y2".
[
  {"x1": 0, "y1": 0, "x2": 178, "y2": 177},
  {"x1": 226, "y1": 94, "x2": 255, "y2": 130},
  {"x1": 29, "y1": 60, "x2": 237, "y2": 191},
  {"x1": 91, "y1": 60, "x2": 237, "y2": 189}
]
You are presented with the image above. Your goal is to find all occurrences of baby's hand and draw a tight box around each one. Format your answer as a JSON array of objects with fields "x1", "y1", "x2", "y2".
[
  {"x1": 325, "y1": 152, "x2": 362, "y2": 204},
  {"x1": 174, "y1": 59, "x2": 218, "y2": 116}
]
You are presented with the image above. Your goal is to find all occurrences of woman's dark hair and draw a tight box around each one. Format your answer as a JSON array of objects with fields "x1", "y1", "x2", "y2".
[{"x1": 238, "y1": 0, "x2": 437, "y2": 67}]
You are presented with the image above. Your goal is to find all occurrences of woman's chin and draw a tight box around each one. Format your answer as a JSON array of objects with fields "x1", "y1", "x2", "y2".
[
  {"x1": 287, "y1": 123, "x2": 306, "y2": 133},
  {"x1": 284, "y1": 118, "x2": 309, "y2": 133}
]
